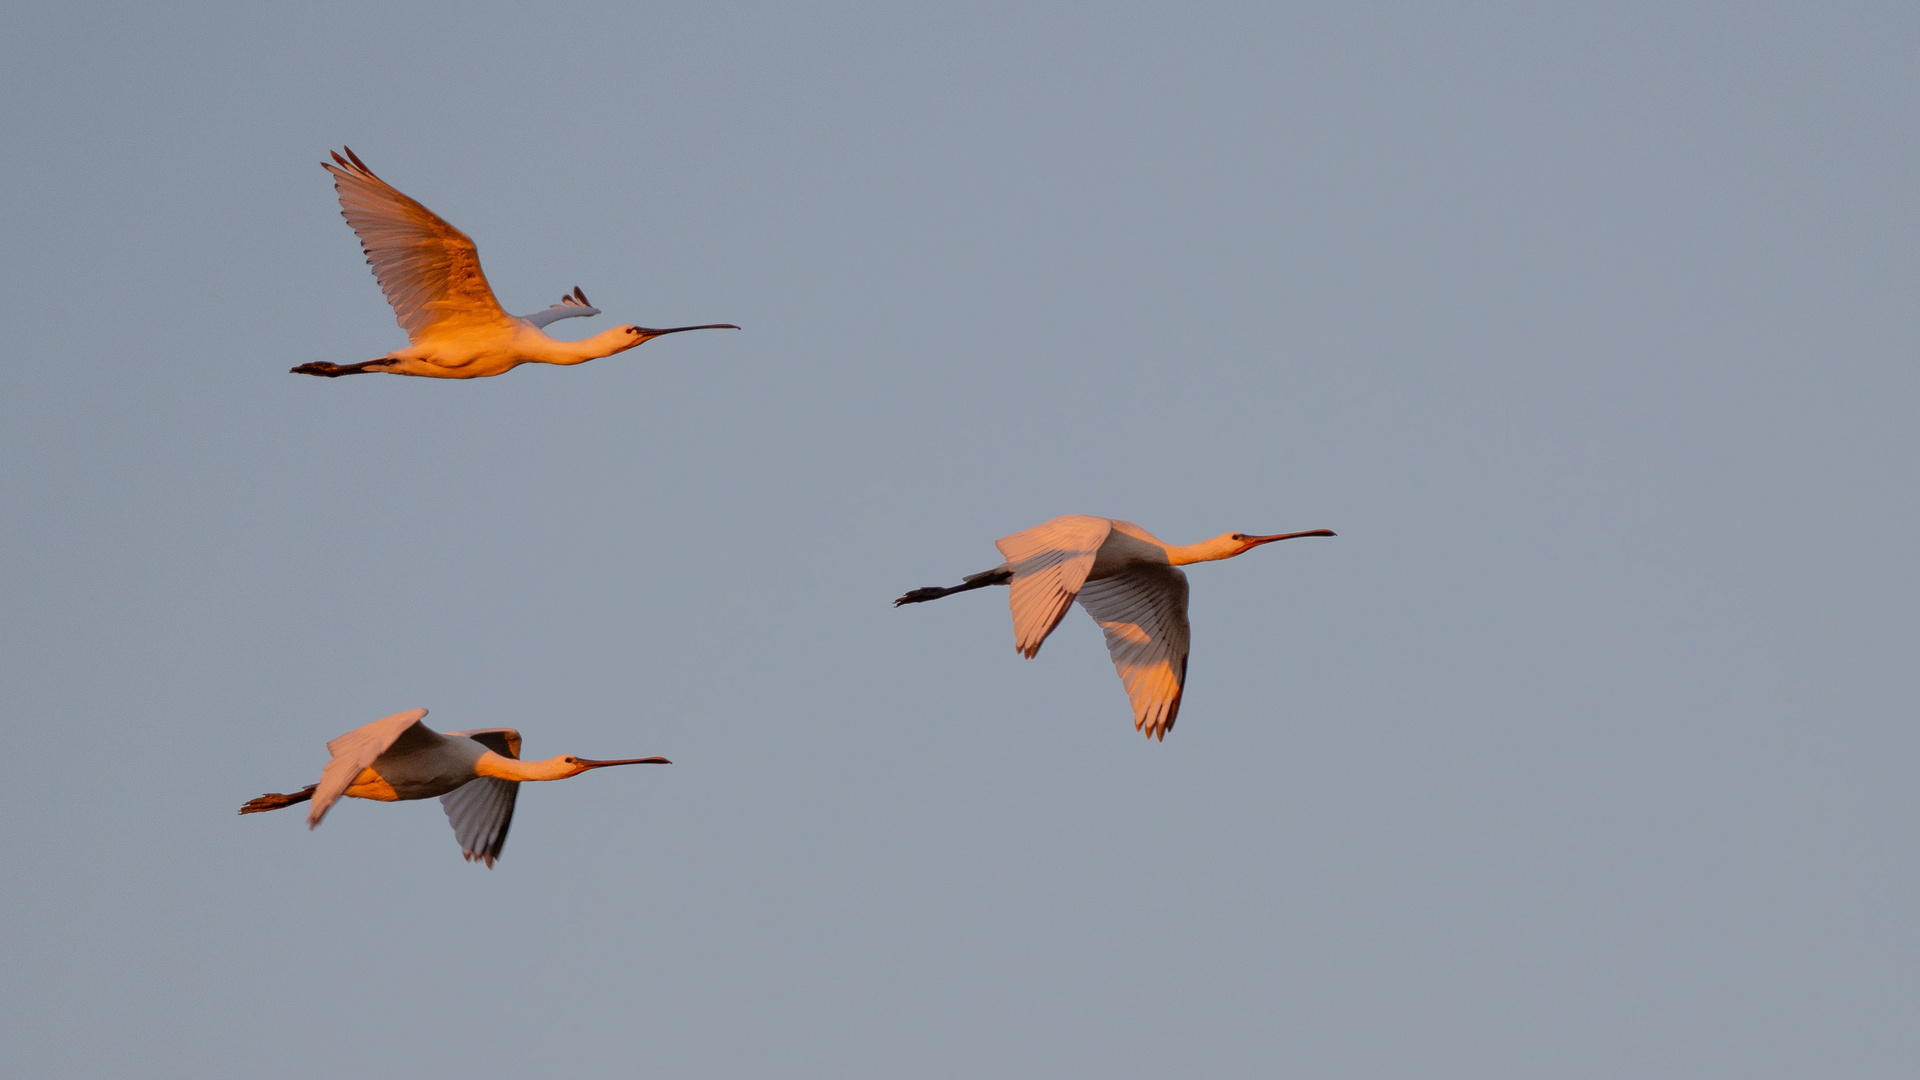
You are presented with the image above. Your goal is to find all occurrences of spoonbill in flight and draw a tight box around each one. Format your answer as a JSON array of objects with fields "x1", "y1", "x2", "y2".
[
  {"x1": 240, "y1": 708, "x2": 669, "y2": 866},
  {"x1": 894, "y1": 515, "x2": 1334, "y2": 740},
  {"x1": 293, "y1": 148, "x2": 736, "y2": 378}
]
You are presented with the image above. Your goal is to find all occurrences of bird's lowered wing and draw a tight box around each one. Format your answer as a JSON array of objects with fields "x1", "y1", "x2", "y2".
[
  {"x1": 518, "y1": 286, "x2": 603, "y2": 329},
  {"x1": 1075, "y1": 564, "x2": 1191, "y2": 740},
  {"x1": 995, "y1": 515, "x2": 1112, "y2": 658},
  {"x1": 323, "y1": 148, "x2": 512, "y2": 342},
  {"x1": 310, "y1": 707, "x2": 432, "y2": 827},
  {"x1": 438, "y1": 729, "x2": 522, "y2": 867}
]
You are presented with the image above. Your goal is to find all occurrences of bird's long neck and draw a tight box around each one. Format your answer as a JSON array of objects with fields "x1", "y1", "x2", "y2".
[
  {"x1": 541, "y1": 328, "x2": 644, "y2": 366},
  {"x1": 1164, "y1": 535, "x2": 1248, "y2": 566},
  {"x1": 1164, "y1": 529, "x2": 1335, "y2": 565},
  {"x1": 475, "y1": 752, "x2": 576, "y2": 782}
]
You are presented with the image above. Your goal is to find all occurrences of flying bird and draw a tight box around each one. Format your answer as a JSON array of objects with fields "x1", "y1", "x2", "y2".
[
  {"x1": 293, "y1": 148, "x2": 736, "y2": 379},
  {"x1": 895, "y1": 515, "x2": 1334, "y2": 740},
  {"x1": 240, "y1": 708, "x2": 670, "y2": 866}
]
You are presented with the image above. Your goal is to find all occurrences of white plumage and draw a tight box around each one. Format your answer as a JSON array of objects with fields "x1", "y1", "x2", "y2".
[
  {"x1": 242, "y1": 708, "x2": 670, "y2": 867},
  {"x1": 293, "y1": 148, "x2": 736, "y2": 379},
  {"x1": 896, "y1": 515, "x2": 1334, "y2": 739}
]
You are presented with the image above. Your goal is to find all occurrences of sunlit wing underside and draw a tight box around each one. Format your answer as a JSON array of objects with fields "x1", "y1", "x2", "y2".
[
  {"x1": 323, "y1": 148, "x2": 512, "y2": 341},
  {"x1": 1076, "y1": 564, "x2": 1192, "y2": 740}
]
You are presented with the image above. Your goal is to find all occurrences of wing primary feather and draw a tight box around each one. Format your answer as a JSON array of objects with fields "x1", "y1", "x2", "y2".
[
  {"x1": 322, "y1": 147, "x2": 511, "y2": 341},
  {"x1": 308, "y1": 708, "x2": 431, "y2": 828},
  {"x1": 995, "y1": 515, "x2": 1112, "y2": 659},
  {"x1": 1076, "y1": 566, "x2": 1191, "y2": 740},
  {"x1": 441, "y1": 776, "x2": 519, "y2": 868}
]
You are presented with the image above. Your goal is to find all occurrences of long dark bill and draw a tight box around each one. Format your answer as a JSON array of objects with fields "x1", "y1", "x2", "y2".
[
  {"x1": 634, "y1": 324, "x2": 740, "y2": 337},
  {"x1": 577, "y1": 757, "x2": 673, "y2": 769},
  {"x1": 1246, "y1": 529, "x2": 1337, "y2": 546}
]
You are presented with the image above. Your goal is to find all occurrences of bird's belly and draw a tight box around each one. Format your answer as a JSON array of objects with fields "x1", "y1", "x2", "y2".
[
  {"x1": 1088, "y1": 531, "x2": 1168, "y2": 580},
  {"x1": 359, "y1": 753, "x2": 477, "y2": 801},
  {"x1": 388, "y1": 350, "x2": 524, "y2": 379},
  {"x1": 345, "y1": 768, "x2": 401, "y2": 802},
  {"x1": 392, "y1": 328, "x2": 530, "y2": 379}
]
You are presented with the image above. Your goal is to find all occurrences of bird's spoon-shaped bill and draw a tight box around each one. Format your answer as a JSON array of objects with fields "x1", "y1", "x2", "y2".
[
  {"x1": 577, "y1": 756, "x2": 673, "y2": 769},
  {"x1": 1245, "y1": 529, "x2": 1337, "y2": 545},
  {"x1": 634, "y1": 323, "x2": 740, "y2": 336}
]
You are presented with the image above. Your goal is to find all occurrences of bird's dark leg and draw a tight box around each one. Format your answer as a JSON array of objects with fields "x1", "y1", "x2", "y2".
[
  {"x1": 239, "y1": 784, "x2": 317, "y2": 814},
  {"x1": 893, "y1": 566, "x2": 1013, "y2": 606},
  {"x1": 290, "y1": 359, "x2": 384, "y2": 377}
]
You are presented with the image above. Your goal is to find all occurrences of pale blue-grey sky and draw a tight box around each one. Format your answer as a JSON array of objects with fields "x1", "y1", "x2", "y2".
[{"x1": 3, "y1": 3, "x2": 1917, "y2": 1077}]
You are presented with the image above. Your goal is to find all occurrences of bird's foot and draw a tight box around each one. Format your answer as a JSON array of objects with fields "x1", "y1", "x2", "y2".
[
  {"x1": 291, "y1": 361, "x2": 379, "y2": 377},
  {"x1": 239, "y1": 784, "x2": 317, "y2": 814},
  {"x1": 894, "y1": 568, "x2": 1011, "y2": 606}
]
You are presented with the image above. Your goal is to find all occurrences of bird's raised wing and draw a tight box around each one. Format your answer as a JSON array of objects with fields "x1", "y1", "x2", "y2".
[
  {"x1": 445, "y1": 728, "x2": 523, "y2": 760},
  {"x1": 438, "y1": 728, "x2": 522, "y2": 867},
  {"x1": 310, "y1": 707, "x2": 432, "y2": 827},
  {"x1": 518, "y1": 286, "x2": 603, "y2": 329},
  {"x1": 323, "y1": 148, "x2": 512, "y2": 341},
  {"x1": 1075, "y1": 564, "x2": 1191, "y2": 740},
  {"x1": 995, "y1": 515, "x2": 1112, "y2": 658}
]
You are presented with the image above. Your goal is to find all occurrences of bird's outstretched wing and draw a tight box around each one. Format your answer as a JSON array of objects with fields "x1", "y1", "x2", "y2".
[
  {"x1": 518, "y1": 286, "x2": 603, "y2": 329},
  {"x1": 1075, "y1": 564, "x2": 1191, "y2": 740},
  {"x1": 439, "y1": 729, "x2": 522, "y2": 867},
  {"x1": 310, "y1": 707, "x2": 432, "y2": 827},
  {"x1": 323, "y1": 148, "x2": 512, "y2": 341},
  {"x1": 995, "y1": 515, "x2": 1113, "y2": 658}
]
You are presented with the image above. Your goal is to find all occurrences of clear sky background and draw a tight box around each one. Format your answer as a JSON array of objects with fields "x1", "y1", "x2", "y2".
[{"x1": 2, "y1": 2, "x2": 1916, "y2": 1077}]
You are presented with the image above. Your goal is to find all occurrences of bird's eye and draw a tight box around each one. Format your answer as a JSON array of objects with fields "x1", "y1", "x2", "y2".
[
  {"x1": 1232, "y1": 533, "x2": 1246, "y2": 541},
  {"x1": 565, "y1": 756, "x2": 579, "y2": 764}
]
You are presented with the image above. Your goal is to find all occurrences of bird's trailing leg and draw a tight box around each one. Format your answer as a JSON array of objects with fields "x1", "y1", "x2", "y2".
[
  {"x1": 894, "y1": 566, "x2": 1013, "y2": 606},
  {"x1": 239, "y1": 784, "x2": 318, "y2": 814},
  {"x1": 290, "y1": 359, "x2": 387, "y2": 377}
]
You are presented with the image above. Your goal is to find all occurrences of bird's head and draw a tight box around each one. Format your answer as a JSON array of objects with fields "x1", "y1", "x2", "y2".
[{"x1": 1228, "y1": 529, "x2": 1336, "y2": 555}]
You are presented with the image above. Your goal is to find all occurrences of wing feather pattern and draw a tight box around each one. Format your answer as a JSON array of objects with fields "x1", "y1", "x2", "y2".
[
  {"x1": 439, "y1": 728, "x2": 523, "y2": 867},
  {"x1": 518, "y1": 287, "x2": 602, "y2": 329},
  {"x1": 323, "y1": 148, "x2": 512, "y2": 341},
  {"x1": 1076, "y1": 565, "x2": 1192, "y2": 740},
  {"x1": 440, "y1": 777, "x2": 519, "y2": 868},
  {"x1": 309, "y1": 708, "x2": 431, "y2": 827},
  {"x1": 995, "y1": 515, "x2": 1112, "y2": 658}
]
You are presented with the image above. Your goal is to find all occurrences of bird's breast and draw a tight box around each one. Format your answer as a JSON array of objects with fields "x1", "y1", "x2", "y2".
[
  {"x1": 1088, "y1": 529, "x2": 1170, "y2": 580},
  {"x1": 344, "y1": 768, "x2": 401, "y2": 802}
]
